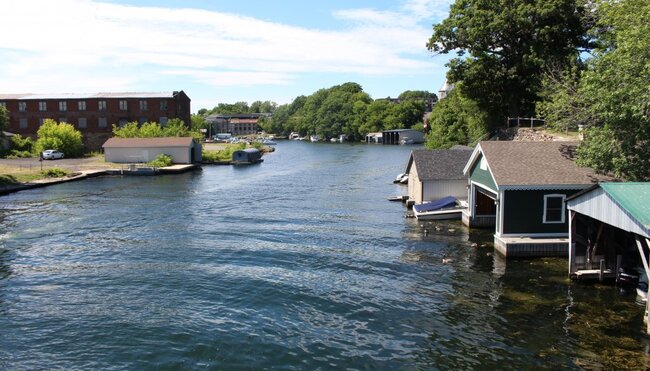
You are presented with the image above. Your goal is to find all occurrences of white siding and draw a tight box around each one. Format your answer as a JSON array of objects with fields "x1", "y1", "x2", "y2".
[
  {"x1": 568, "y1": 188, "x2": 649, "y2": 238},
  {"x1": 422, "y1": 179, "x2": 467, "y2": 202},
  {"x1": 105, "y1": 146, "x2": 191, "y2": 164}
]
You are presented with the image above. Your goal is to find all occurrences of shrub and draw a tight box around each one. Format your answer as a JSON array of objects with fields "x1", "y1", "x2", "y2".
[
  {"x1": 148, "y1": 154, "x2": 173, "y2": 167},
  {"x1": 6, "y1": 150, "x2": 33, "y2": 158},
  {"x1": 35, "y1": 119, "x2": 84, "y2": 157},
  {"x1": 41, "y1": 168, "x2": 68, "y2": 178}
]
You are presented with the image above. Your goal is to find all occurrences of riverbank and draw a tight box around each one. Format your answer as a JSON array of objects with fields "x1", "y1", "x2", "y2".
[{"x1": 0, "y1": 164, "x2": 200, "y2": 196}]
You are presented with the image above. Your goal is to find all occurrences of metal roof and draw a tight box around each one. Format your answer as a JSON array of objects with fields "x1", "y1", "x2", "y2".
[
  {"x1": 601, "y1": 183, "x2": 650, "y2": 229},
  {"x1": 406, "y1": 149, "x2": 473, "y2": 181},
  {"x1": 0, "y1": 92, "x2": 177, "y2": 100},
  {"x1": 103, "y1": 137, "x2": 194, "y2": 148}
]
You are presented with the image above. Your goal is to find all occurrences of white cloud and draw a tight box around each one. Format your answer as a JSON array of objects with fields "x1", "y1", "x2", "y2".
[{"x1": 0, "y1": 0, "x2": 450, "y2": 96}]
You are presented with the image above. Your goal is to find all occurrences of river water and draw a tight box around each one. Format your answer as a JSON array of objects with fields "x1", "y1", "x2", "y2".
[{"x1": 1, "y1": 141, "x2": 649, "y2": 369}]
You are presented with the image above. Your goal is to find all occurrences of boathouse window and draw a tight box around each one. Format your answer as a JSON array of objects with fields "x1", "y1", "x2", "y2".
[
  {"x1": 78, "y1": 118, "x2": 87, "y2": 128},
  {"x1": 98, "y1": 100, "x2": 107, "y2": 110},
  {"x1": 18, "y1": 101, "x2": 26, "y2": 112},
  {"x1": 19, "y1": 118, "x2": 27, "y2": 129},
  {"x1": 139, "y1": 100, "x2": 148, "y2": 111},
  {"x1": 39, "y1": 101, "x2": 47, "y2": 111},
  {"x1": 98, "y1": 117, "x2": 107, "y2": 128},
  {"x1": 78, "y1": 101, "x2": 86, "y2": 111},
  {"x1": 119, "y1": 100, "x2": 127, "y2": 111},
  {"x1": 543, "y1": 194, "x2": 566, "y2": 224}
]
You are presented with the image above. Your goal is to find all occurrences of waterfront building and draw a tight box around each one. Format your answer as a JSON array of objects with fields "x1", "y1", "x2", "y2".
[
  {"x1": 0, "y1": 91, "x2": 191, "y2": 150},
  {"x1": 462, "y1": 141, "x2": 612, "y2": 257},
  {"x1": 404, "y1": 148, "x2": 473, "y2": 205},
  {"x1": 102, "y1": 137, "x2": 201, "y2": 164},
  {"x1": 232, "y1": 148, "x2": 262, "y2": 164},
  {"x1": 205, "y1": 113, "x2": 270, "y2": 136},
  {"x1": 381, "y1": 129, "x2": 425, "y2": 145},
  {"x1": 566, "y1": 182, "x2": 650, "y2": 333}
]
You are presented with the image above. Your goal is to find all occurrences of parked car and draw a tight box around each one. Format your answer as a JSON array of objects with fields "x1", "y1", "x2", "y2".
[{"x1": 42, "y1": 150, "x2": 64, "y2": 160}]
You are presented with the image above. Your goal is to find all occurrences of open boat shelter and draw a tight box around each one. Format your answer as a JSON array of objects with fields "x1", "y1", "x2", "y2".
[{"x1": 567, "y1": 182, "x2": 650, "y2": 333}]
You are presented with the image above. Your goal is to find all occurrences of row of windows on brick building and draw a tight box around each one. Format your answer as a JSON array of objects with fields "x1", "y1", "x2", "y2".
[
  {"x1": 16, "y1": 116, "x2": 170, "y2": 129},
  {"x1": 0, "y1": 100, "x2": 169, "y2": 112}
]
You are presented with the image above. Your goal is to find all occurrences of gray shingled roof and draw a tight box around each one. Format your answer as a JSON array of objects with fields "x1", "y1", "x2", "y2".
[
  {"x1": 477, "y1": 141, "x2": 612, "y2": 186},
  {"x1": 406, "y1": 149, "x2": 473, "y2": 181},
  {"x1": 103, "y1": 137, "x2": 194, "y2": 148}
]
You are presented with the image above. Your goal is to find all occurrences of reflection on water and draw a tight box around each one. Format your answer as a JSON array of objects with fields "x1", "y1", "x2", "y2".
[{"x1": 0, "y1": 141, "x2": 649, "y2": 369}]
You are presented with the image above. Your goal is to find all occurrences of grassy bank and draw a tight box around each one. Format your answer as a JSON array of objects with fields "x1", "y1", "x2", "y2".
[{"x1": 0, "y1": 166, "x2": 70, "y2": 186}]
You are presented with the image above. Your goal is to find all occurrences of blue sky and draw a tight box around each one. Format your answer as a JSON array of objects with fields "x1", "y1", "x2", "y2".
[{"x1": 0, "y1": 0, "x2": 454, "y2": 112}]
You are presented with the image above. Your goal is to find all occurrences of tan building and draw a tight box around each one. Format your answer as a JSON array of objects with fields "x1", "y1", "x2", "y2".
[
  {"x1": 404, "y1": 147, "x2": 473, "y2": 204},
  {"x1": 102, "y1": 137, "x2": 201, "y2": 164}
]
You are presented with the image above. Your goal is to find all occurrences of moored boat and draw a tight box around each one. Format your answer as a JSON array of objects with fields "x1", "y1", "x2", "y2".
[{"x1": 412, "y1": 196, "x2": 467, "y2": 220}]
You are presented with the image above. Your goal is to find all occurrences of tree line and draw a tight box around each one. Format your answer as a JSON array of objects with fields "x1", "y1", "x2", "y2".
[
  {"x1": 197, "y1": 84, "x2": 437, "y2": 141},
  {"x1": 425, "y1": 0, "x2": 649, "y2": 180}
]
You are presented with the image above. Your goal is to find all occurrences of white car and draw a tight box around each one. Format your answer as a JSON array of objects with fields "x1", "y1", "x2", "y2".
[{"x1": 42, "y1": 150, "x2": 64, "y2": 160}]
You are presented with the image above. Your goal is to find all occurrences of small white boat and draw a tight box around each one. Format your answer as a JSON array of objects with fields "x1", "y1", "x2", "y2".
[
  {"x1": 310, "y1": 135, "x2": 320, "y2": 142},
  {"x1": 262, "y1": 139, "x2": 277, "y2": 145},
  {"x1": 412, "y1": 196, "x2": 467, "y2": 220},
  {"x1": 394, "y1": 173, "x2": 406, "y2": 183},
  {"x1": 330, "y1": 138, "x2": 337, "y2": 142}
]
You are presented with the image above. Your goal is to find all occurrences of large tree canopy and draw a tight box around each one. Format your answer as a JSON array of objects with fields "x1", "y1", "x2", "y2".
[
  {"x1": 574, "y1": 0, "x2": 650, "y2": 180},
  {"x1": 427, "y1": 0, "x2": 592, "y2": 125}
]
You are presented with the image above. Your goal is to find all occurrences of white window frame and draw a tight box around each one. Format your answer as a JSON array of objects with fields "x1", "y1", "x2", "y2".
[
  {"x1": 160, "y1": 100, "x2": 168, "y2": 110},
  {"x1": 119, "y1": 100, "x2": 127, "y2": 111},
  {"x1": 39, "y1": 101, "x2": 47, "y2": 111},
  {"x1": 98, "y1": 100, "x2": 107, "y2": 111},
  {"x1": 139, "y1": 100, "x2": 148, "y2": 111},
  {"x1": 543, "y1": 194, "x2": 566, "y2": 224},
  {"x1": 78, "y1": 101, "x2": 86, "y2": 111},
  {"x1": 18, "y1": 101, "x2": 26, "y2": 112},
  {"x1": 59, "y1": 101, "x2": 67, "y2": 112}
]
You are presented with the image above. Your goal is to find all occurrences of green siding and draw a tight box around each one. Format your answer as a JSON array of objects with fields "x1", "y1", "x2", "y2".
[
  {"x1": 503, "y1": 189, "x2": 581, "y2": 235},
  {"x1": 469, "y1": 155, "x2": 497, "y2": 191}
]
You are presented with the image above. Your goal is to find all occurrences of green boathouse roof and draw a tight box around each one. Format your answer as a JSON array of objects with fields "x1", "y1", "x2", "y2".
[{"x1": 601, "y1": 183, "x2": 650, "y2": 228}]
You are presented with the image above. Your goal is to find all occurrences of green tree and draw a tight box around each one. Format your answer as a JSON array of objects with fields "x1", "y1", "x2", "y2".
[
  {"x1": 112, "y1": 122, "x2": 140, "y2": 138},
  {"x1": 425, "y1": 87, "x2": 488, "y2": 149},
  {"x1": 427, "y1": 0, "x2": 592, "y2": 125},
  {"x1": 35, "y1": 119, "x2": 84, "y2": 157},
  {"x1": 0, "y1": 105, "x2": 8, "y2": 134},
  {"x1": 575, "y1": 0, "x2": 650, "y2": 179},
  {"x1": 191, "y1": 114, "x2": 208, "y2": 132}
]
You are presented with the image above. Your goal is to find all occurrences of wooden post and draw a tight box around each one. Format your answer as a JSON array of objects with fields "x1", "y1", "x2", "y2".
[
  {"x1": 636, "y1": 236, "x2": 650, "y2": 335},
  {"x1": 569, "y1": 210, "x2": 576, "y2": 276},
  {"x1": 599, "y1": 259, "x2": 605, "y2": 282},
  {"x1": 616, "y1": 255, "x2": 622, "y2": 284}
]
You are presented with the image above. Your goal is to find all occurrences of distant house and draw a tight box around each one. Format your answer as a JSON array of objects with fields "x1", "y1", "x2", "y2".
[
  {"x1": 404, "y1": 148, "x2": 473, "y2": 204},
  {"x1": 382, "y1": 129, "x2": 425, "y2": 145},
  {"x1": 438, "y1": 79, "x2": 455, "y2": 100},
  {"x1": 205, "y1": 113, "x2": 271, "y2": 136},
  {"x1": 462, "y1": 141, "x2": 611, "y2": 257},
  {"x1": 102, "y1": 137, "x2": 202, "y2": 164}
]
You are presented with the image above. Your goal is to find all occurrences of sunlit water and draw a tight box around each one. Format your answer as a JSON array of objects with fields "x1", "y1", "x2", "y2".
[{"x1": 1, "y1": 141, "x2": 649, "y2": 369}]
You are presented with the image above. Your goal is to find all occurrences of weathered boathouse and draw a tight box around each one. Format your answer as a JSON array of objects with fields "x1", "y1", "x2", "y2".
[
  {"x1": 404, "y1": 148, "x2": 473, "y2": 205},
  {"x1": 462, "y1": 141, "x2": 611, "y2": 257}
]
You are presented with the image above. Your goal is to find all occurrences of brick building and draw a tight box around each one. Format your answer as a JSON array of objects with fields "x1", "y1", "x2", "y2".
[
  {"x1": 206, "y1": 113, "x2": 270, "y2": 136},
  {"x1": 0, "y1": 91, "x2": 191, "y2": 149}
]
